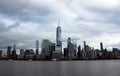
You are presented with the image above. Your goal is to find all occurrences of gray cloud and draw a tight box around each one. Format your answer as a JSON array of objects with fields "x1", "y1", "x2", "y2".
[
  {"x1": 0, "y1": 0, "x2": 120, "y2": 51},
  {"x1": 9, "y1": 22, "x2": 20, "y2": 29},
  {"x1": 0, "y1": 22, "x2": 9, "y2": 33},
  {"x1": 0, "y1": 0, "x2": 56, "y2": 24}
]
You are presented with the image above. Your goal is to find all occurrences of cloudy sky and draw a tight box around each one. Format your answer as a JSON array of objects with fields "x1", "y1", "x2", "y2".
[{"x1": 0, "y1": 0, "x2": 120, "y2": 51}]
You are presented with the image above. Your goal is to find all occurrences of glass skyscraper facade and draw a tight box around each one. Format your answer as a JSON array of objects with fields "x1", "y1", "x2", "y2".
[
  {"x1": 56, "y1": 22, "x2": 62, "y2": 52},
  {"x1": 56, "y1": 26, "x2": 62, "y2": 46}
]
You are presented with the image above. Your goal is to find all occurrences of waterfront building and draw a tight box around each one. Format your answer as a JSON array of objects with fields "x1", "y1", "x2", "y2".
[
  {"x1": 64, "y1": 48, "x2": 68, "y2": 59},
  {"x1": 7, "y1": 46, "x2": 12, "y2": 59},
  {"x1": 49, "y1": 42, "x2": 55, "y2": 58},
  {"x1": 12, "y1": 44, "x2": 17, "y2": 60},
  {"x1": 113, "y1": 48, "x2": 119, "y2": 59},
  {"x1": 100, "y1": 42, "x2": 104, "y2": 55},
  {"x1": 55, "y1": 25, "x2": 62, "y2": 52},
  {"x1": 73, "y1": 41, "x2": 77, "y2": 57},
  {"x1": 36, "y1": 40, "x2": 39, "y2": 55},
  {"x1": 17, "y1": 49, "x2": 24, "y2": 60},
  {"x1": 35, "y1": 40, "x2": 40, "y2": 60},
  {"x1": 77, "y1": 45, "x2": 81, "y2": 59},
  {"x1": 52, "y1": 21, "x2": 63, "y2": 60},
  {"x1": 24, "y1": 49, "x2": 34, "y2": 60},
  {"x1": 68, "y1": 43, "x2": 75, "y2": 59},
  {"x1": 41, "y1": 39, "x2": 50, "y2": 59}
]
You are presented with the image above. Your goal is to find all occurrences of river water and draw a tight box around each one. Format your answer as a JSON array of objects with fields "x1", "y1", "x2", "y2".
[{"x1": 0, "y1": 60, "x2": 120, "y2": 76}]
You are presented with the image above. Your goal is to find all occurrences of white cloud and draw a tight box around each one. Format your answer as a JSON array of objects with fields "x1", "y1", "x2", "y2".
[
  {"x1": 0, "y1": 0, "x2": 120, "y2": 51},
  {"x1": 82, "y1": 0, "x2": 120, "y2": 9}
]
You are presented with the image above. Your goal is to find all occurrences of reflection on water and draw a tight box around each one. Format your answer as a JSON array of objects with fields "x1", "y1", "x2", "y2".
[{"x1": 0, "y1": 60, "x2": 120, "y2": 76}]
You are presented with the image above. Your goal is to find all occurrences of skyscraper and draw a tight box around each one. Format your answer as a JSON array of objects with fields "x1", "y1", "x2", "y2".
[
  {"x1": 67, "y1": 37, "x2": 71, "y2": 45},
  {"x1": 12, "y1": 44, "x2": 17, "y2": 60},
  {"x1": 78, "y1": 45, "x2": 81, "y2": 59},
  {"x1": 7, "y1": 46, "x2": 12, "y2": 59},
  {"x1": 100, "y1": 42, "x2": 103, "y2": 53},
  {"x1": 68, "y1": 42, "x2": 74, "y2": 59},
  {"x1": 84, "y1": 41, "x2": 86, "y2": 52},
  {"x1": 52, "y1": 21, "x2": 63, "y2": 60},
  {"x1": 41, "y1": 39, "x2": 50, "y2": 59},
  {"x1": 67, "y1": 38, "x2": 77, "y2": 59},
  {"x1": 56, "y1": 21, "x2": 62, "y2": 52},
  {"x1": 83, "y1": 41, "x2": 87, "y2": 59},
  {"x1": 73, "y1": 41, "x2": 77, "y2": 56},
  {"x1": 36, "y1": 40, "x2": 39, "y2": 55},
  {"x1": 56, "y1": 26, "x2": 62, "y2": 45}
]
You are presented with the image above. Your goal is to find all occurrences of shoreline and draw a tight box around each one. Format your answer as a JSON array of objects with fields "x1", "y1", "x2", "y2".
[{"x1": 0, "y1": 59, "x2": 120, "y2": 61}]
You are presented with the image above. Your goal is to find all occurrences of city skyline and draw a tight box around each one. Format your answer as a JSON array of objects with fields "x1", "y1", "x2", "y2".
[
  {"x1": 0, "y1": 21, "x2": 120, "y2": 60},
  {"x1": 0, "y1": 0, "x2": 120, "y2": 50}
]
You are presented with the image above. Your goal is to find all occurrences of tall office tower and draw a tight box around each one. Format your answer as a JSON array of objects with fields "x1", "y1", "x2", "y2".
[
  {"x1": 56, "y1": 21, "x2": 62, "y2": 45},
  {"x1": 49, "y1": 42, "x2": 55, "y2": 58},
  {"x1": 67, "y1": 37, "x2": 72, "y2": 44},
  {"x1": 83, "y1": 41, "x2": 87, "y2": 59},
  {"x1": 78, "y1": 45, "x2": 81, "y2": 59},
  {"x1": 56, "y1": 21, "x2": 62, "y2": 52},
  {"x1": 73, "y1": 41, "x2": 77, "y2": 56},
  {"x1": 100, "y1": 42, "x2": 103, "y2": 54},
  {"x1": 7, "y1": 46, "x2": 12, "y2": 59},
  {"x1": 50, "y1": 42, "x2": 55, "y2": 52},
  {"x1": 36, "y1": 40, "x2": 39, "y2": 55},
  {"x1": 64, "y1": 48, "x2": 68, "y2": 58},
  {"x1": 12, "y1": 44, "x2": 17, "y2": 60},
  {"x1": 67, "y1": 38, "x2": 76, "y2": 59},
  {"x1": 68, "y1": 43, "x2": 75, "y2": 59},
  {"x1": 52, "y1": 21, "x2": 63, "y2": 60},
  {"x1": 41, "y1": 39, "x2": 50, "y2": 59},
  {"x1": 86, "y1": 45, "x2": 90, "y2": 59},
  {"x1": 84, "y1": 41, "x2": 86, "y2": 52},
  {"x1": 78, "y1": 45, "x2": 81, "y2": 52}
]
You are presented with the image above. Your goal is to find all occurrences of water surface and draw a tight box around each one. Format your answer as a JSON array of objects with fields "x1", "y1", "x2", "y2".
[{"x1": 0, "y1": 60, "x2": 120, "y2": 76}]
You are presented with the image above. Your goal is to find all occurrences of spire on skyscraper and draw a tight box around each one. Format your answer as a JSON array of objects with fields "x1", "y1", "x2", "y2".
[{"x1": 58, "y1": 19, "x2": 60, "y2": 26}]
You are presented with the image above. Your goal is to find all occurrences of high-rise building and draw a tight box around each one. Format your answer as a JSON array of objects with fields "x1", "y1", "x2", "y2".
[
  {"x1": 24, "y1": 49, "x2": 34, "y2": 60},
  {"x1": 67, "y1": 37, "x2": 71, "y2": 44},
  {"x1": 17, "y1": 49, "x2": 24, "y2": 60},
  {"x1": 56, "y1": 23, "x2": 62, "y2": 45},
  {"x1": 83, "y1": 41, "x2": 87, "y2": 59},
  {"x1": 41, "y1": 39, "x2": 50, "y2": 59},
  {"x1": 36, "y1": 40, "x2": 39, "y2": 55},
  {"x1": 78, "y1": 45, "x2": 81, "y2": 59},
  {"x1": 113, "y1": 48, "x2": 119, "y2": 58},
  {"x1": 68, "y1": 43, "x2": 75, "y2": 59},
  {"x1": 73, "y1": 41, "x2": 77, "y2": 56},
  {"x1": 12, "y1": 44, "x2": 17, "y2": 60},
  {"x1": 52, "y1": 21, "x2": 63, "y2": 60},
  {"x1": 67, "y1": 38, "x2": 76, "y2": 59},
  {"x1": 78, "y1": 45, "x2": 81, "y2": 52},
  {"x1": 7, "y1": 46, "x2": 12, "y2": 59},
  {"x1": 49, "y1": 42, "x2": 55, "y2": 58},
  {"x1": 20, "y1": 49, "x2": 24, "y2": 56},
  {"x1": 56, "y1": 22, "x2": 62, "y2": 52},
  {"x1": 100, "y1": 42, "x2": 103, "y2": 54},
  {"x1": 84, "y1": 41, "x2": 86, "y2": 52}
]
